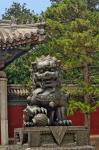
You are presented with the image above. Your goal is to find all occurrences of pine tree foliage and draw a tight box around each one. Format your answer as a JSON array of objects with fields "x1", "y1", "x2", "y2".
[
  {"x1": 44, "y1": 0, "x2": 99, "y2": 113},
  {"x1": 50, "y1": 0, "x2": 99, "y2": 11}
]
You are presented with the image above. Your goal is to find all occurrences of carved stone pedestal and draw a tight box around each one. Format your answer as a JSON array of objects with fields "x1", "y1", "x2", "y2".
[
  {"x1": 0, "y1": 145, "x2": 95, "y2": 150},
  {"x1": 14, "y1": 126, "x2": 95, "y2": 150}
]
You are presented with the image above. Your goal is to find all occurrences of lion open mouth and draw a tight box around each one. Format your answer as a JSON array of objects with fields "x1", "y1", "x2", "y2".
[{"x1": 36, "y1": 77, "x2": 58, "y2": 87}]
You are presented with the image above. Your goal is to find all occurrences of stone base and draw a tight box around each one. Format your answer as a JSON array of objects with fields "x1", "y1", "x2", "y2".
[
  {"x1": 13, "y1": 126, "x2": 95, "y2": 150},
  {"x1": 90, "y1": 135, "x2": 99, "y2": 150},
  {"x1": 24, "y1": 146, "x2": 95, "y2": 150},
  {"x1": 0, "y1": 145, "x2": 95, "y2": 150}
]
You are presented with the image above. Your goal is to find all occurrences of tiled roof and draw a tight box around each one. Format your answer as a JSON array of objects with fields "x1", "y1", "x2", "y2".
[
  {"x1": 0, "y1": 19, "x2": 45, "y2": 49},
  {"x1": 7, "y1": 84, "x2": 99, "y2": 98},
  {"x1": 8, "y1": 84, "x2": 29, "y2": 97},
  {"x1": 0, "y1": 18, "x2": 46, "y2": 70}
]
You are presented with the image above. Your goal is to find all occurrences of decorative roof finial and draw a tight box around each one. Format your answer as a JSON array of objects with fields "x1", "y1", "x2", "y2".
[
  {"x1": 31, "y1": 18, "x2": 35, "y2": 24},
  {"x1": 37, "y1": 16, "x2": 45, "y2": 23},
  {"x1": 11, "y1": 16, "x2": 17, "y2": 26},
  {"x1": 26, "y1": 20, "x2": 29, "y2": 24}
]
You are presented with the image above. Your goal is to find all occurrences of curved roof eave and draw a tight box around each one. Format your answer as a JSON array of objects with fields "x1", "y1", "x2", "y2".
[{"x1": 0, "y1": 19, "x2": 46, "y2": 70}]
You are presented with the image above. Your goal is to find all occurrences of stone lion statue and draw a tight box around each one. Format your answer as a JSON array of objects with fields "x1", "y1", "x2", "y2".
[{"x1": 23, "y1": 55, "x2": 72, "y2": 126}]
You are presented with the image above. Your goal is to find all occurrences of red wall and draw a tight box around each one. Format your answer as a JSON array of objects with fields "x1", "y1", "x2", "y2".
[
  {"x1": 68, "y1": 108, "x2": 99, "y2": 134},
  {"x1": 8, "y1": 106, "x2": 25, "y2": 137},
  {"x1": 90, "y1": 108, "x2": 99, "y2": 134},
  {"x1": 68, "y1": 111, "x2": 84, "y2": 126},
  {"x1": 8, "y1": 106, "x2": 99, "y2": 138}
]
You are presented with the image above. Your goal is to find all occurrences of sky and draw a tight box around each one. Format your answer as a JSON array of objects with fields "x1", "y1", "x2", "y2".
[{"x1": 0, "y1": 0, "x2": 51, "y2": 19}]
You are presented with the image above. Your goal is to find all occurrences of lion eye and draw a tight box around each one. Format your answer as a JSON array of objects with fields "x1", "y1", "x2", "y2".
[
  {"x1": 50, "y1": 68, "x2": 55, "y2": 71},
  {"x1": 39, "y1": 69, "x2": 44, "y2": 73}
]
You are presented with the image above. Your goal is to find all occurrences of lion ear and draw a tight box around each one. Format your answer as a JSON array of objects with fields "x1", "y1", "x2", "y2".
[{"x1": 31, "y1": 62, "x2": 37, "y2": 72}]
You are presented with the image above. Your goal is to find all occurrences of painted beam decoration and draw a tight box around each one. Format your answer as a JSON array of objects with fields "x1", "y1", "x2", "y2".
[{"x1": 0, "y1": 17, "x2": 46, "y2": 70}]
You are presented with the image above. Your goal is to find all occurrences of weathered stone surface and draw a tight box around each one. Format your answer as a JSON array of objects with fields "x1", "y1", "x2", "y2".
[
  {"x1": 0, "y1": 145, "x2": 95, "y2": 150},
  {"x1": 23, "y1": 56, "x2": 71, "y2": 127},
  {"x1": 14, "y1": 126, "x2": 90, "y2": 147},
  {"x1": 90, "y1": 135, "x2": 99, "y2": 150}
]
